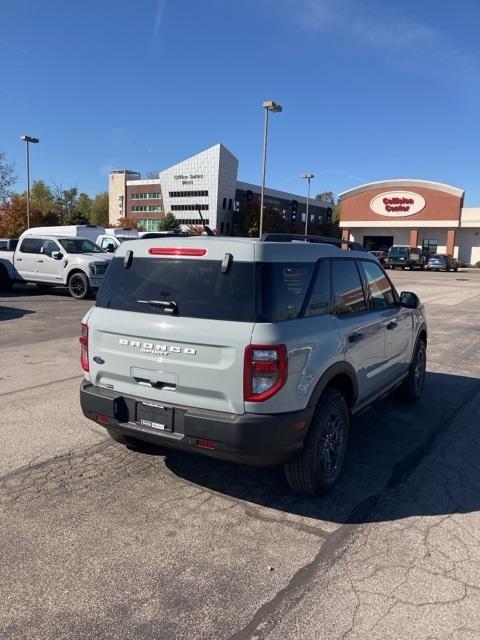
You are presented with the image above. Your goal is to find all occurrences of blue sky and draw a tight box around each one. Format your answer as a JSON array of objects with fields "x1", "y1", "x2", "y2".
[{"x1": 2, "y1": 0, "x2": 480, "y2": 204}]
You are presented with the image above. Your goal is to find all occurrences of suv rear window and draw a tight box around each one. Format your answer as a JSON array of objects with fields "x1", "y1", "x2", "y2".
[
  {"x1": 97, "y1": 257, "x2": 257, "y2": 322},
  {"x1": 97, "y1": 257, "x2": 315, "y2": 322}
]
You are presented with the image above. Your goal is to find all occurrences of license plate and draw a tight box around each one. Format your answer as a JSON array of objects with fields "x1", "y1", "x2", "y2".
[{"x1": 136, "y1": 402, "x2": 173, "y2": 432}]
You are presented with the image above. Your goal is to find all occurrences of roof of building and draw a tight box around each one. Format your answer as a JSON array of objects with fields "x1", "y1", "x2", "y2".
[
  {"x1": 236, "y1": 181, "x2": 332, "y2": 208},
  {"x1": 338, "y1": 179, "x2": 464, "y2": 201}
]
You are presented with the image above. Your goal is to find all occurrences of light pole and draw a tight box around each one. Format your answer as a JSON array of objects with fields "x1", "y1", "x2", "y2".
[
  {"x1": 259, "y1": 100, "x2": 282, "y2": 238},
  {"x1": 302, "y1": 173, "x2": 314, "y2": 236},
  {"x1": 20, "y1": 135, "x2": 40, "y2": 229}
]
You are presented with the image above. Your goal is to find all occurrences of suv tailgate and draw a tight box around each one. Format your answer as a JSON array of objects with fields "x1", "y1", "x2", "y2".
[{"x1": 87, "y1": 310, "x2": 253, "y2": 414}]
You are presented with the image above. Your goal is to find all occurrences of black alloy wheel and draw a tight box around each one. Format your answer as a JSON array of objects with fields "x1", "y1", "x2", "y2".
[
  {"x1": 284, "y1": 388, "x2": 349, "y2": 495},
  {"x1": 400, "y1": 339, "x2": 426, "y2": 403},
  {"x1": 68, "y1": 272, "x2": 92, "y2": 300}
]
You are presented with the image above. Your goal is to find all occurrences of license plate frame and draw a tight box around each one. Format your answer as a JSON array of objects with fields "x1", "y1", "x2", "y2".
[{"x1": 136, "y1": 402, "x2": 174, "y2": 432}]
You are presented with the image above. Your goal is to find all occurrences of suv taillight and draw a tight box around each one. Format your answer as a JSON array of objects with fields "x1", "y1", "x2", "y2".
[
  {"x1": 244, "y1": 345, "x2": 288, "y2": 402},
  {"x1": 80, "y1": 323, "x2": 89, "y2": 372}
]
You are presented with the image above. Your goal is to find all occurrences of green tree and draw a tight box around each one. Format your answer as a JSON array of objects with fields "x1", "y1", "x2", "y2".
[
  {"x1": 159, "y1": 212, "x2": 179, "y2": 231},
  {"x1": 65, "y1": 208, "x2": 90, "y2": 225},
  {"x1": 90, "y1": 192, "x2": 109, "y2": 227},
  {"x1": 0, "y1": 151, "x2": 16, "y2": 203},
  {"x1": 30, "y1": 180, "x2": 56, "y2": 214},
  {"x1": 315, "y1": 191, "x2": 335, "y2": 204},
  {"x1": 75, "y1": 192, "x2": 93, "y2": 221},
  {"x1": 51, "y1": 184, "x2": 80, "y2": 224},
  {"x1": 238, "y1": 202, "x2": 289, "y2": 237}
]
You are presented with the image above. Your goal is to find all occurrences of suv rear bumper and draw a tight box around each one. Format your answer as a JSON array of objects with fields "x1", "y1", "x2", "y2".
[{"x1": 80, "y1": 381, "x2": 314, "y2": 467}]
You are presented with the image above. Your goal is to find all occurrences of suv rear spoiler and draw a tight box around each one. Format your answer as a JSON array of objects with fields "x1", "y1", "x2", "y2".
[{"x1": 260, "y1": 233, "x2": 367, "y2": 252}]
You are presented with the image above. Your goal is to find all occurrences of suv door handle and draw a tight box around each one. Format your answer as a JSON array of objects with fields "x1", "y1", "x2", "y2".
[
  {"x1": 386, "y1": 320, "x2": 398, "y2": 330},
  {"x1": 36, "y1": 259, "x2": 43, "y2": 263},
  {"x1": 16, "y1": 257, "x2": 22, "y2": 261},
  {"x1": 348, "y1": 332, "x2": 364, "y2": 343}
]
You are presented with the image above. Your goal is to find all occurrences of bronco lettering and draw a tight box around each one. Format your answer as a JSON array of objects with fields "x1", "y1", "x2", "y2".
[{"x1": 119, "y1": 338, "x2": 196, "y2": 355}]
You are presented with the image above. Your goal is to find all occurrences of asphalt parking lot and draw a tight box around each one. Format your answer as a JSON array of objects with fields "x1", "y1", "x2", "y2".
[{"x1": 1, "y1": 270, "x2": 480, "y2": 640}]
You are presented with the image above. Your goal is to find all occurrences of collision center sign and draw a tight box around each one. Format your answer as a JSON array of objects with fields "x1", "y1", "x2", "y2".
[{"x1": 370, "y1": 191, "x2": 426, "y2": 217}]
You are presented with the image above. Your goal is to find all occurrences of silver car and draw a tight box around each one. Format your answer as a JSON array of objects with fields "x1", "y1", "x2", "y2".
[{"x1": 79, "y1": 235, "x2": 427, "y2": 495}]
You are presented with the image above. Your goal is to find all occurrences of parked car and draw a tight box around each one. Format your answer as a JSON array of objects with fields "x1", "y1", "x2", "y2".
[
  {"x1": 426, "y1": 254, "x2": 459, "y2": 272},
  {"x1": 96, "y1": 229, "x2": 140, "y2": 253},
  {"x1": 79, "y1": 234, "x2": 427, "y2": 496},
  {"x1": 0, "y1": 234, "x2": 112, "y2": 298},
  {"x1": 0, "y1": 238, "x2": 18, "y2": 251},
  {"x1": 369, "y1": 250, "x2": 387, "y2": 265},
  {"x1": 385, "y1": 245, "x2": 426, "y2": 270}
]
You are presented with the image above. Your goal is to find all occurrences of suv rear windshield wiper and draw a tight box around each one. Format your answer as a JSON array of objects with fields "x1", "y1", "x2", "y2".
[{"x1": 137, "y1": 299, "x2": 178, "y2": 313}]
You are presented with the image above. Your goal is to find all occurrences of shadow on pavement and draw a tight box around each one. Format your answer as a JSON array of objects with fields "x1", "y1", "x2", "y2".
[
  {"x1": 0, "y1": 306, "x2": 35, "y2": 321},
  {"x1": 2, "y1": 285, "x2": 72, "y2": 298},
  {"x1": 165, "y1": 371, "x2": 480, "y2": 526}
]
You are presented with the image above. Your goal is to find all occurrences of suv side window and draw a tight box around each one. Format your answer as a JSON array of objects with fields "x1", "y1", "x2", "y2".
[
  {"x1": 41, "y1": 240, "x2": 60, "y2": 257},
  {"x1": 260, "y1": 262, "x2": 315, "y2": 322},
  {"x1": 19, "y1": 238, "x2": 43, "y2": 254},
  {"x1": 305, "y1": 260, "x2": 331, "y2": 317},
  {"x1": 360, "y1": 260, "x2": 396, "y2": 310},
  {"x1": 331, "y1": 260, "x2": 367, "y2": 315}
]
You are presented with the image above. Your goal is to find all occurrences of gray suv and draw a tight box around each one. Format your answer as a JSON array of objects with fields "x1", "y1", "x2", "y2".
[{"x1": 79, "y1": 235, "x2": 427, "y2": 495}]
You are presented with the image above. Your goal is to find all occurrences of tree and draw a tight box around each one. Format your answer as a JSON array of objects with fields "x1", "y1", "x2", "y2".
[
  {"x1": 30, "y1": 180, "x2": 56, "y2": 214},
  {"x1": 75, "y1": 193, "x2": 93, "y2": 220},
  {"x1": 159, "y1": 213, "x2": 179, "y2": 231},
  {"x1": 51, "y1": 184, "x2": 80, "y2": 224},
  {"x1": 144, "y1": 171, "x2": 160, "y2": 179},
  {"x1": 186, "y1": 224, "x2": 205, "y2": 236},
  {"x1": 65, "y1": 208, "x2": 90, "y2": 225},
  {"x1": 315, "y1": 191, "x2": 335, "y2": 204},
  {"x1": 0, "y1": 151, "x2": 16, "y2": 203},
  {"x1": 238, "y1": 202, "x2": 289, "y2": 237},
  {"x1": 90, "y1": 192, "x2": 109, "y2": 227},
  {"x1": 116, "y1": 217, "x2": 141, "y2": 230},
  {"x1": 0, "y1": 196, "x2": 47, "y2": 237}
]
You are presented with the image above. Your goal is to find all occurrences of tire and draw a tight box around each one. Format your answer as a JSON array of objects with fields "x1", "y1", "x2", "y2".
[
  {"x1": 400, "y1": 338, "x2": 426, "y2": 404},
  {"x1": 0, "y1": 267, "x2": 13, "y2": 292},
  {"x1": 391, "y1": 266, "x2": 395, "y2": 270},
  {"x1": 446, "y1": 266, "x2": 450, "y2": 272},
  {"x1": 421, "y1": 264, "x2": 425, "y2": 271},
  {"x1": 106, "y1": 428, "x2": 131, "y2": 445},
  {"x1": 68, "y1": 272, "x2": 92, "y2": 299},
  {"x1": 284, "y1": 388, "x2": 349, "y2": 495},
  {"x1": 454, "y1": 266, "x2": 458, "y2": 272}
]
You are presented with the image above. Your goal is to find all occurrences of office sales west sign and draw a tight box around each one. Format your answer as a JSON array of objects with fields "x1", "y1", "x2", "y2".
[{"x1": 370, "y1": 191, "x2": 426, "y2": 217}]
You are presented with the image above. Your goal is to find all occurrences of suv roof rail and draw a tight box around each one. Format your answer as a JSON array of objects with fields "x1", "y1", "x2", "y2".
[{"x1": 260, "y1": 233, "x2": 367, "y2": 252}]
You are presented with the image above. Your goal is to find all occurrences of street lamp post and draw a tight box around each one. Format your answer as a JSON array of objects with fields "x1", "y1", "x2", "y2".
[
  {"x1": 259, "y1": 100, "x2": 282, "y2": 238},
  {"x1": 20, "y1": 135, "x2": 40, "y2": 229},
  {"x1": 302, "y1": 173, "x2": 314, "y2": 236}
]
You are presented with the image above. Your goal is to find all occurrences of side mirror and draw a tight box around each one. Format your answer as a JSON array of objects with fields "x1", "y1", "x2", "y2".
[
  {"x1": 106, "y1": 245, "x2": 115, "y2": 253},
  {"x1": 51, "y1": 251, "x2": 63, "y2": 260},
  {"x1": 400, "y1": 291, "x2": 420, "y2": 309}
]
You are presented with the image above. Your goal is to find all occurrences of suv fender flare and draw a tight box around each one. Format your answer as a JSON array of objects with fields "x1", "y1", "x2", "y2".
[
  {"x1": 307, "y1": 361, "x2": 359, "y2": 410},
  {"x1": 413, "y1": 322, "x2": 428, "y2": 352}
]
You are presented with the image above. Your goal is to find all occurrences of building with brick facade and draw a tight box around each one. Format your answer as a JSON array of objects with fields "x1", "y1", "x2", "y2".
[
  {"x1": 339, "y1": 179, "x2": 480, "y2": 265},
  {"x1": 108, "y1": 143, "x2": 331, "y2": 234}
]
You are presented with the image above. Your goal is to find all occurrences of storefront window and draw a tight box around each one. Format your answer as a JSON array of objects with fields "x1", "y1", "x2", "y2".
[{"x1": 422, "y1": 239, "x2": 438, "y2": 257}]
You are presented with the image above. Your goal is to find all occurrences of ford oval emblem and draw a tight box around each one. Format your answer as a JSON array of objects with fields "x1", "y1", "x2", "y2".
[{"x1": 93, "y1": 356, "x2": 105, "y2": 365}]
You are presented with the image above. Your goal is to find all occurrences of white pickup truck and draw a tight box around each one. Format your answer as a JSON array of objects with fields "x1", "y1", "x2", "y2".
[{"x1": 0, "y1": 231, "x2": 112, "y2": 299}]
